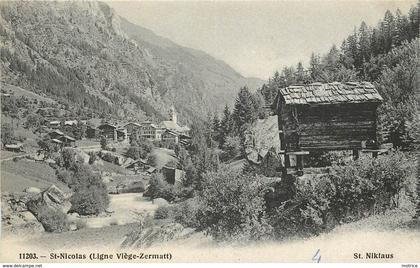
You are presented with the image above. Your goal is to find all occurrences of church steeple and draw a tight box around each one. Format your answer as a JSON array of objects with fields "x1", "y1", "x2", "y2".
[{"x1": 170, "y1": 105, "x2": 177, "y2": 124}]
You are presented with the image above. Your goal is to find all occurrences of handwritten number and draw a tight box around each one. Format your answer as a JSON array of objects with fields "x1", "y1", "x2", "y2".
[{"x1": 312, "y1": 249, "x2": 321, "y2": 263}]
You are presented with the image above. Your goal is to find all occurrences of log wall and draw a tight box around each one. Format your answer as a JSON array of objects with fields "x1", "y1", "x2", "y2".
[{"x1": 278, "y1": 101, "x2": 380, "y2": 151}]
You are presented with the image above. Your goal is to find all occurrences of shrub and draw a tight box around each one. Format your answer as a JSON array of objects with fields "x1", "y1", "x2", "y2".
[
  {"x1": 37, "y1": 207, "x2": 69, "y2": 233},
  {"x1": 269, "y1": 151, "x2": 416, "y2": 238},
  {"x1": 146, "y1": 173, "x2": 176, "y2": 202},
  {"x1": 70, "y1": 184, "x2": 110, "y2": 215},
  {"x1": 195, "y1": 166, "x2": 272, "y2": 242},
  {"x1": 329, "y1": 151, "x2": 415, "y2": 212},
  {"x1": 56, "y1": 168, "x2": 73, "y2": 185},
  {"x1": 58, "y1": 148, "x2": 77, "y2": 170},
  {"x1": 100, "y1": 152, "x2": 113, "y2": 163},
  {"x1": 154, "y1": 206, "x2": 171, "y2": 219},
  {"x1": 221, "y1": 136, "x2": 241, "y2": 160},
  {"x1": 305, "y1": 151, "x2": 343, "y2": 167},
  {"x1": 171, "y1": 198, "x2": 201, "y2": 228},
  {"x1": 68, "y1": 164, "x2": 110, "y2": 215}
]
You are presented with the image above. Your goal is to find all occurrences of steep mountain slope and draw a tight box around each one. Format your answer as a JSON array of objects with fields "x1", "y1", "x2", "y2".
[{"x1": 0, "y1": 1, "x2": 263, "y2": 124}]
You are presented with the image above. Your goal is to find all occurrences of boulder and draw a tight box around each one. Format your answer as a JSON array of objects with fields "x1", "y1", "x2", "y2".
[
  {"x1": 121, "y1": 223, "x2": 195, "y2": 248},
  {"x1": 26, "y1": 185, "x2": 72, "y2": 215},
  {"x1": 20, "y1": 211, "x2": 38, "y2": 222},
  {"x1": 244, "y1": 116, "x2": 282, "y2": 164},
  {"x1": 1, "y1": 193, "x2": 45, "y2": 236},
  {"x1": 152, "y1": 198, "x2": 169, "y2": 207},
  {"x1": 25, "y1": 187, "x2": 41, "y2": 194}
]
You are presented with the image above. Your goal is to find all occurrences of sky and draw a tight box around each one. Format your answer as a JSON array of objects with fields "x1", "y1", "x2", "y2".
[{"x1": 107, "y1": 1, "x2": 417, "y2": 80}]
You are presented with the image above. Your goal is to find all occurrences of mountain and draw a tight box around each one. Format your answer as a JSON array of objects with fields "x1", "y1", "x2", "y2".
[{"x1": 0, "y1": 1, "x2": 264, "y2": 124}]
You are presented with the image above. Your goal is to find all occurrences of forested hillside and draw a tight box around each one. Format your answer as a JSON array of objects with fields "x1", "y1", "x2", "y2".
[
  {"x1": 261, "y1": 5, "x2": 420, "y2": 149},
  {"x1": 0, "y1": 1, "x2": 263, "y2": 124}
]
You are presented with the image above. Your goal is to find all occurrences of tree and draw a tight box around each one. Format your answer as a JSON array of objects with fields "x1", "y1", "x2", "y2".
[
  {"x1": 219, "y1": 105, "x2": 234, "y2": 146},
  {"x1": 37, "y1": 139, "x2": 57, "y2": 159},
  {"x1": 146, "y1": 173, "x2": 176, "y2": 201},
  {"x1": 222, "y1": 136, "x2": 241, "y2": 160},
  {"x1": 252, "y1": 91, "x2": 266, "y2": 119},
  {"x1": 232, "y1": 86, "x2": 257, "y2": 131},
  {"x1": 295, "y1": 62, "x2": 308, "y2": 84},
  {"x1": 25, "y1": 113, "x2": 43, "y2": 131},
  {"x1": 381, "y1": 10, "x2": 396, "y2": 52},
  {"x1": 68, "y1": 163, "x2": 110, "y2": 215},
  {"x1": 358, "y1": 21, "x2": 372, "y2": 67},
  {"x1": 211, "y1": 113, "x2": 221, "y2": 145},
  {"x1": 183, "y1": 157, "x2": 199, "y2": 187},
  {"x1": 175, "y1": 144, "x2": 190, "y2": 169},
  {"x1": 59, "y1": 148, "x2": 77, "y2": 170},
  {"x1": 126, "y1": 138, "x2": 153, "y2": 160},
  {"x1": 309, "y1": 52, "x2": 323, "y2": 81},
  {"x1": 100, "y1": 136, "x2": 107, "y2": 150},
  {"x1": 1, "y1": 123, "x2": 15, "y2": 145}
]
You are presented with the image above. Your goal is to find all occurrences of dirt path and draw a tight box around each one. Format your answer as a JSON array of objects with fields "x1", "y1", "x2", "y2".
[{"x1": 0, "y1": 153, "x2": 28, "y2": 163}]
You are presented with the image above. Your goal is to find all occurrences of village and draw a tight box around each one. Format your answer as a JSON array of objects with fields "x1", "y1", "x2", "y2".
[{"x1": 1, "y1": 85, "x2": 192, "y2": 189}]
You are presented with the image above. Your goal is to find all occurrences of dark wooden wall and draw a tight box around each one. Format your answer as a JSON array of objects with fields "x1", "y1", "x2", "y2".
[{"x1": 278, "y1": 100, "x2": 380, "y2": 151}]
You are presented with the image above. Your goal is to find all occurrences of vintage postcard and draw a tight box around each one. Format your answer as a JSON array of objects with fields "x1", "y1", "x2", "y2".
[{"x1": 0, "y1": 0, "x2": 419, "y2": 266}]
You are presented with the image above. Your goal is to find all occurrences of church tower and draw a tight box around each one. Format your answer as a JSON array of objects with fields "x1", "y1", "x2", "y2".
[{"x1": 170, "y1": 105, "x2": 177, "y2": 124}]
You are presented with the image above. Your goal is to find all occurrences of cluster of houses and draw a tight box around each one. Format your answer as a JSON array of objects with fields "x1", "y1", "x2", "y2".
[
  {"x1": 95, "y1": 106, "x2": 191, "y2": 145},
  {"x1": 48, "y1": 129, "x2": 76, "y2": 147},
  {"x1": 124, "y1": 159, "x2": 184, "y2": 186},
  {"x1": 40, "y1": 106, "x2": 190, "y2": 148}
]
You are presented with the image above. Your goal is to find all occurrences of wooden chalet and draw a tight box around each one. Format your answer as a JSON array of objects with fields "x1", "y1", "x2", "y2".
[
  {"x1": 48, "y1": 130, "x2": 65, "y2": 140},
  {"x1": 275, "y1": 81, "x2": 383, "y2": 174},
  {"x1": 124, "y1": 122, "x2": 142, "y2": 137},
  {"x1": 98, "y1": 123, "x2": 127, "y2": 141},
  {"x1": 86, "y1": 125, "x2": 99, "y2": 139},
  {"x1": 161, "y1": 129, "x2": 179, "y2": 144},
  {"x1": 124, "y1": 158, "x2": 149, "y2": 173},
  {"x1": 98, "y1": 123, "x2": 118, "y2": 140},
  {"x1": 59, "y1": 135, "x2": 76, "y2": 147}
]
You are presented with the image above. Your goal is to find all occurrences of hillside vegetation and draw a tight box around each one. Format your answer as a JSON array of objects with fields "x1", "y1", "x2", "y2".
[
  {"x1": 0, "y1": 1, "x2": 263, "y2": 124},
  {"x1": 260, "y1": 5, "x2": 420, "y2": 149}
]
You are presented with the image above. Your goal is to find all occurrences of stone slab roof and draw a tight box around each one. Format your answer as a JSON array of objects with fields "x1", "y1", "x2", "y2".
[{"x1": 279, "y1": 82, "x2": 383, "y2": 105}]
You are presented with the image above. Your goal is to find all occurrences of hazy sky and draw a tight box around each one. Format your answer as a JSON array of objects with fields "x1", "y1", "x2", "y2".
[{"x1": 107, "y1": 1, "x2": 417, "y2": 79}]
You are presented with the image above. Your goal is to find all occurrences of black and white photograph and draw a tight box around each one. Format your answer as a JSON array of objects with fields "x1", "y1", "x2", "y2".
[{"x1": 0, "y1": 0, "x2": 419, "y2": 265}]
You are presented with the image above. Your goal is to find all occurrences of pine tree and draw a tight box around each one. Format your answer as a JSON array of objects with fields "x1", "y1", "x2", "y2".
[
  {"x1": 219, "y1": 104, "x2": 234, "y2": 146},
  {"x1": 381, "y1": 10, "x2": 396, "y2": 52},
  {"x1": 296, "y1": 62, "x2": 306, "y2": 83},
  {"x1": 343, "y1": 28, "x2": 359, "y2": 68},
  {"x1": 309, "y1": 52, "x2": 322, "y2": 81},
  {"x1": 232, "y1": 86, "x2": 257, "y2": 131},
  {"x1": 358, "y1": 21, "x2": 372, "y2": 64},
  {"x1": 212, "y1": 113, "x2": 221, "y2": 145}
]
